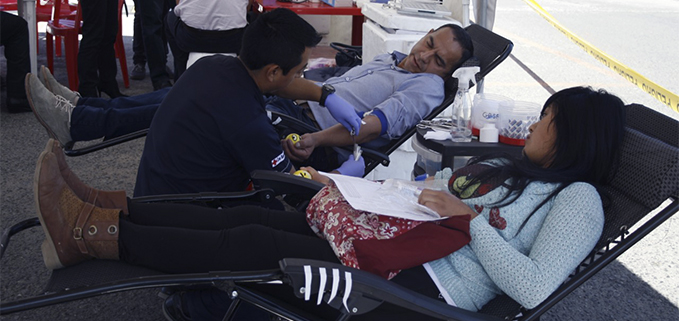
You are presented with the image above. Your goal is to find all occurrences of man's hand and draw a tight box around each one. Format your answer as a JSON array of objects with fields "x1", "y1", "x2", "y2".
[
  {"x1": 417, "y1": 189, "x2": 478, "y2": 219},
  {"x1": 281, "y1": 134, "x2": 316, "y2": 162},
  {"x1": 324, "y1": 93, "x2": 363, "y2": 136},
  {"x1": 334, "y1": 155, "x2": 365, "y2": 177}
]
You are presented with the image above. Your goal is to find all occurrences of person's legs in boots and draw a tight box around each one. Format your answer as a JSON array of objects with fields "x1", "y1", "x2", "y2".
[
  {"x1": 43, "y1": 138, "x2": 128, "y2": 214},
  {"x1": 35, "y1": 151, "x2": 122, "y2": 269}
]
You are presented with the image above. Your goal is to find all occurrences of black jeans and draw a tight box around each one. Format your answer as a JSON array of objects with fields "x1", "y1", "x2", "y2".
[
  {"x1": 165, "y1": 9, "x2": 245, "y2": 81},
  {"x1": 136, "y1": 0, "x2": 174, "y2": 87},
  {"x1": 78, "y1": 0, "x2": 119, "y2": 97},
  {"x1": 131, "y1": 0, "x2": 146, "y2": 66},
  {"x1": 0, "y1": 12, "x2": 30, "y2": 103},
  {"x1": 119, "y1": 203, "x2": 340, "y2": 274}
]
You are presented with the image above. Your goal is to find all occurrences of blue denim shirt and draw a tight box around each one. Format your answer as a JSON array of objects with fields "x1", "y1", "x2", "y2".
[{"x1": 308, "y1": 52, "x2": 445, "y2": 148}]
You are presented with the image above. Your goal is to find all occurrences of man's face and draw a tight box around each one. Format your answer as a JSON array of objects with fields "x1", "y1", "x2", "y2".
[
  {"x1": 399, "y1": 28, "x2": 464, "y2": 79},
  {"x1": 271, "y1": 48, "x2": 310, "y2": 92}
]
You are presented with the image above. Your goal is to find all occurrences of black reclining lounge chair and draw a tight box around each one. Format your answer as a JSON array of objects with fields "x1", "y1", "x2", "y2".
[
  {"x1": 61, "y1": 23, "x2": 514, "y2": 178},
  {"x1": 269, "y1": 23, "x2": 514, "y2": 176},
  {"x1": 1, "y1": 103, "x2": 677, "y2": 320}
]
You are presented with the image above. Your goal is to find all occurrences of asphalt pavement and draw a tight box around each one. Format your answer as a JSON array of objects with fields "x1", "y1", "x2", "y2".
[{"x1": 1, "y1": 0, "x2": 677, "y2": 320}]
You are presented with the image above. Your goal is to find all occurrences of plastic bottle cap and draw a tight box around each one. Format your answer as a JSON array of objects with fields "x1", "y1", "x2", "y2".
[{"x1": 479, "y1": 123, "x2": 499, "y2": 143}]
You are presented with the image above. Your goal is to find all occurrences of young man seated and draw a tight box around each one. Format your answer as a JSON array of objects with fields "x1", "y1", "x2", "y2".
[{"x1": 25, "y1": 19, "x2": 472, "y2": 196}]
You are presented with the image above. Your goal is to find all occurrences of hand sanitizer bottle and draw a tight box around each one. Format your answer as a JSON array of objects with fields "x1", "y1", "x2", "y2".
[{"x1": 450, "y1": 66, "x2": 479, "y2": 142}]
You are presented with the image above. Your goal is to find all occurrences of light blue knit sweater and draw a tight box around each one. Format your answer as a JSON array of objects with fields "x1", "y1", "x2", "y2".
[{"x1": 427, "y1": 181, "x2": 604, "y2": 311}]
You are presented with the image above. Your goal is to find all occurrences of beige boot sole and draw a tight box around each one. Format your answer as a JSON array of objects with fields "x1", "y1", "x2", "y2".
[
  {"x1": 34, "y1": 151, "x2": 65, "y2": 270},
  {"x1": 43, "y1": 138, "x2": 56, "y2": 155}
]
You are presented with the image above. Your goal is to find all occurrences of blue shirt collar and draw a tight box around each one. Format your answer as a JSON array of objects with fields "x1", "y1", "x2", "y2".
[{"x1": 391, "y1": 51, "x2": 407, "y2": 65}]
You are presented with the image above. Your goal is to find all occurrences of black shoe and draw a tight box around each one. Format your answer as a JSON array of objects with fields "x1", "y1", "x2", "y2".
[
  {"x1": 153, "y1": 80, "x2": 173, "y2": 91},
  {"x1": 163, "y1": 292, "x2": 192, "y2": 321},
  {"x1": 131, "y1": 63, "x2": 146, "y2": 80}
]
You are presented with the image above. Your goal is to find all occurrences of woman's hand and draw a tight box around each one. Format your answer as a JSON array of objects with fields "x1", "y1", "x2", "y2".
[
  {"x1": 301, "y1": 166, "x2": 330, "y2": 185},
  {"x1": 282, "y1": 134, "x2": 317, "y2": 162},
  {"x1": 418, "y1": 189, "x2": 478, "y2": 219}
]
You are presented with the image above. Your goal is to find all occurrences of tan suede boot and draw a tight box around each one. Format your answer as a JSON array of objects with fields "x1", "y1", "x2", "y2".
[
  {"x1": 35, "y1": 151, "x2": 121, "y2": 270},
  {"x1": 44, "y1": 138, "x2": 129, "y2": 215}
]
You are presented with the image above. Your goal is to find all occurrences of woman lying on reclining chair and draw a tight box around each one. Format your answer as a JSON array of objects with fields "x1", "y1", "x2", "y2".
[{"x1": 33, "y1": 86, "x2": 625, "y2": 320}]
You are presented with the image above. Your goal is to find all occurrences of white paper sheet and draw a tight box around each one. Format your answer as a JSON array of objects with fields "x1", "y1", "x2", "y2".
[{"x1": 322, "y1": 173, "x2": 446, "y2": 221}]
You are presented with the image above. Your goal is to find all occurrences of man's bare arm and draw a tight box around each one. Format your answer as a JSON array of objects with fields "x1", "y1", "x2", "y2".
[
  {"x1": 273, "y1": 78, "x2": 323, "y2": 101},
  {"x1": 283, "y1": 115, "x2": 382, "y2": 162},
  {"x1": 312, "y1": 114, "x2": 382, "y2": 147}
]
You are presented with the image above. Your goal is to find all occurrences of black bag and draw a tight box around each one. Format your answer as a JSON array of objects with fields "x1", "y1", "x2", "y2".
[{"x1": 331, "y1": 42, "x2": 362, "y2": 67}]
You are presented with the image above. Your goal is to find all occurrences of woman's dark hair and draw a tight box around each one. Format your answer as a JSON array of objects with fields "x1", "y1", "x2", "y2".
[
  {"x1": 240, "y1": 8, "x2": 322, "y2": 75},
  {"x1": 463, "y1": 86, "x2": 626, "y2": 210},
  {"x1": 435, "y1": 24, "x2": 474, "y2": 74}
]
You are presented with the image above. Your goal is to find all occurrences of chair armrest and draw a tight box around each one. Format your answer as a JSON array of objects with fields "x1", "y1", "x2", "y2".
[
  {"x1": 269, "y1": 110, "x2": 319, "y2": 135},
  {"x1": 270, "y1": 111, "x2": 391, "y2": 173},
  {"x1": 250, "y1": 170, "x2": 325, "y2": 198},
  {"x1": 132, "y1": 189, "x2": 277, "y2": 204},
  {"x1": 279, "y1": 258, "x2": 504, "y2": 321}
]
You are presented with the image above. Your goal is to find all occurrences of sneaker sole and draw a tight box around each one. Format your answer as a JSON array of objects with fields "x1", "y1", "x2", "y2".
[{"x1": 34, "y1": 151, "x2": 65, "y2": 270}]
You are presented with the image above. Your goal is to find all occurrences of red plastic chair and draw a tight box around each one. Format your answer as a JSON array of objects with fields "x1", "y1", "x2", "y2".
[
  {"x1": 0, "y1": 1, "x2": 75, "y2": 55},
  {"x1": 45, "y1": 0, "x2": 82, "y2": 90},
  {"x1": 46, "y1": 0, "x2": 129, "y2": 91},
  {"x1": 0, "y1": 0, "x2": 18, "y2": 11},
  {"x1": 37, "y1": 0, "x2": 77, "y2": 55}
]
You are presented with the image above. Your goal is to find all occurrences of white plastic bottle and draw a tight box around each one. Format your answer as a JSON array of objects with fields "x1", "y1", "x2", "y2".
[{"x1": 450, "y1": 66, "x2": 480, "y2": 142}]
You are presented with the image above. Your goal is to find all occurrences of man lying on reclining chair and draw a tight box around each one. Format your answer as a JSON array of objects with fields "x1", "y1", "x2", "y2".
[
  {"x1": 25, "y1": 12, "x2": 473, "y2": 198},
  {"x1": 267, "y1": 23, "x2": 474, "y2": 172}
]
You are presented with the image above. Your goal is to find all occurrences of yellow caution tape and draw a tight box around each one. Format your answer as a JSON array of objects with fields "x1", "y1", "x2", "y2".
[{"x1": 524, "y1": 0, "x2": 679, "y2": 113}]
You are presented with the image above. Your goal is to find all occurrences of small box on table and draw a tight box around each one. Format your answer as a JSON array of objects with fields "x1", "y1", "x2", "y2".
[{"x1": 321, "y1": 0, "x2": 354, "y2": 7}]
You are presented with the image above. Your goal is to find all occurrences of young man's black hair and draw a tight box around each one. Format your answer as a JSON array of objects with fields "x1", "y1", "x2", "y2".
[{"x1": 240, "y1": 8, "x2": 322, "y2": 75}]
